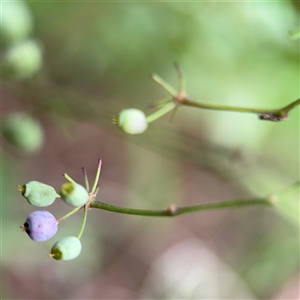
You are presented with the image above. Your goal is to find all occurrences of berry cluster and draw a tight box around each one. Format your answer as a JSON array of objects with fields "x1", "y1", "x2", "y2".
[
  {"x1": 19, "y1": 159, "x2": 102, "y2": 261},
  {"x1": 1, "y1": 2, "x2": 45, "y2": 156}
]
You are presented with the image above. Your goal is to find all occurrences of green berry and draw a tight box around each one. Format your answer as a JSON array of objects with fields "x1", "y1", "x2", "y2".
[
  {"x1": 2, "y1": 39, "x2": 43, "y2": 79},
  {"x1": 18, "y1": 181, "x2": 58, "y2": 207},
  {"x1": 50, "y1": 236, "x2": 82, "y2": 261},
  {"x1": 1, "y1": 1, "x2": 33, "y2": 46},
  {"x1": 117, "y1": 108, "x2": 148, "y2": 134},
  {"x1": 2, "y1": 112, "x2": 44, "y2": 154},
  {"x1": 59, "y1": 183, "x2": 89, "y2": 207}
]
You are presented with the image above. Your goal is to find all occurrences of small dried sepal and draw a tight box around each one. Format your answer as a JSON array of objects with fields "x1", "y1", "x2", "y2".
[{"x1": 257, "y1": 112, "x2": 289, "y2": 122}]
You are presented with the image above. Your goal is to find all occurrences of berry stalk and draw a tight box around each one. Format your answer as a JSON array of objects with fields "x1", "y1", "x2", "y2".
[{"x1": 77, "y1": 205, "x2": 88, "y2": 240}]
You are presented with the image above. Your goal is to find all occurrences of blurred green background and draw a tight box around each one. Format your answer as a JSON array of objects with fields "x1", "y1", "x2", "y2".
[{"x1": 1, "y1": 1, "x2": 299, "y2": 299}]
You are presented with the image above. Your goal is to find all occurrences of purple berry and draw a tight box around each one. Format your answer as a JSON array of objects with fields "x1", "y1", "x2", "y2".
[{"x1": 22, "y1": 210, "x2": 58, "y2": 242}]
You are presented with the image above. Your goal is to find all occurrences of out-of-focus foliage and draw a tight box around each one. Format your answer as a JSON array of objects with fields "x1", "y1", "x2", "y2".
[{"x1": 1, "y1": 1, "x2": 299, "y2": 299}]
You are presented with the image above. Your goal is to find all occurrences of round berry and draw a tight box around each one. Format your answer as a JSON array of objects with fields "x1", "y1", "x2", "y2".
[
  {"x1": 50, "y1": 236, "x2": 82, "y2": 261},
  {"x1": 117, "y1": 108, "x2": 148, "y2": 134},
  {"x1": 18, "y1": 181, "x2": 58, "y2": 207},
  {"x1": 2, "y1": 39, "x2": 43, "y2": 79},
  {"x1": 1, "y1": 1, "x2": 33, "y2": 45},
  {"x1": 59, "y1": 183, "x2": 89, "y2": 207},
  {"x1": 22, "y1": 210, "x2": 58, "y2": 242},
  {"x1": 2, "y1": 112, "x2": 44, "y2": 154}
]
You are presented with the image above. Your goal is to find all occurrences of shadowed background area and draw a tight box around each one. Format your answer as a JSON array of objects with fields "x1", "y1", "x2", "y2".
[{"x1": 1, "y1": 1, "x2": 299, "y2": 299}]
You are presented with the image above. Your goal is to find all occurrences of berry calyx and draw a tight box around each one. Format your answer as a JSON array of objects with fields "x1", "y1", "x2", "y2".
[
  {"x1": 59, "y1": 183, "x2": 89, "y2": 207},
  {"x1": 18, "y1": 181, "x2": 58, "y2": 207},
  {"x1": 21, "y1": 210, "x2": 58, "y2": 242},
  {"x1": 115, "y1": 108, "x2": 148, "y2": 134},
  {"x1": 50, "y1": 236, "x2": 82, "y2": 261}
]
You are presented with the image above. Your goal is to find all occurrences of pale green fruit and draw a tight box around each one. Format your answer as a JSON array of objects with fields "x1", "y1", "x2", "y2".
[
  {"x1": 2, "y1": 112, "x2": 44, "y2": 154},
  {"x1": 59, "y1": 183, "x2": 89, "y2": 207},
  {"x1": 117, "y1": 108, "x2": 148, "y2": 134},
  {"x1": 18, "y1": 181, "x2": 58, "y2": 207},
  {"x1": 50, "y1": 236, "x2": 82, "y2": 261},
  {"x1": 1, "y1": 1, "x2": 33, "y2": 46},
  {"x1": 3, "y1": 39, "x2": 43, "y2": 79}
]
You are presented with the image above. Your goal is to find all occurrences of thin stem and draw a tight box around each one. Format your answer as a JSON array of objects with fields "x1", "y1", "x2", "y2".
[
  {"x1": 63, "y1": 173, "x2": 77, "y2": 185},
  {"x1": 181, "y1": 98, "x2": 300, "y2": 121},
  {"x1": 146, "y1": 101, "x2": 176, "y2": 123},
  {"x1": 151, "y1": 73, "x2": 177, "y2": 98},
  {"x1": 281, "y1": 98, "x2": 300, "y2": 114},
  {"x1": 149, "y1": 98, "x2": 173, "y2": 110},
  {"x1": 90, "y1": 198, "x2": 271, "y2": 217},
  {"x1": 182, "y1": 98, "x2": 277, "y2": 114},
  {"x1": 174, "y1": 63, "x2": 186, "y2": 95},
  {"x1": 94, "y1": 186, "x2": 100, "y2": 196},
  {"x1": 56, "y1": 206, "x2": 82, "y2": 223},
  {"x1": 77, "y1": 205, "x2": 88, "y2": 240},
  {"x1": 91, "y1": 159, "x2": 102, "y2": 194},
  {"x1": 82, "y1": 166, "x2": 90, "y2": 192}
]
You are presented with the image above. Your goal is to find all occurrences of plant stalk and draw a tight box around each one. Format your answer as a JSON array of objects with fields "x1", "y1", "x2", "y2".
[{"x1": 90, "y1": 198, "x2": 271, "y2": 217}]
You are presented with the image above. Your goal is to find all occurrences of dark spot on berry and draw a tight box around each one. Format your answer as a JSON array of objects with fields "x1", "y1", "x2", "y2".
[{"x1": 23, "y1": 222, "x2": 30, "y2": 234}]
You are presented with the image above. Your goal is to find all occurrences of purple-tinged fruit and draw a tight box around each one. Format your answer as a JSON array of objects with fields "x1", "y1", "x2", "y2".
[{"x1": 22, "y1": 210, "x2": 58, "y2": 242}]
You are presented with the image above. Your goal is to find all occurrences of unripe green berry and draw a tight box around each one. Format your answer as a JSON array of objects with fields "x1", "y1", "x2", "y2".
[
  {"x1": 50, "y1": 236, "x2": 82, "y2": 261},
  {"x1": 2, "y1": 39, "x2": 43, "y2": 79},
  {"x1": 18, "y1": 181, "x2": 58, "y2": 207},
  {"x1": 2, "y1": 112, "x2": 44, "y2": 154},
  {"x1": 1, "y1": 1, "x2": 33, "y2": 46},
  {"x1": 59, "y1": 183, "x2": 89, "y2": 207},
  {"x1": 117, "y1": 108, "x2": 148, "y2": 134}
]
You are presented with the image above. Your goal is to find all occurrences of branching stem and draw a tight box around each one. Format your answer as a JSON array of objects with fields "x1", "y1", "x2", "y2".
[{"x1": 151, "y1": 66, "x2": 300, "y2": 122}]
